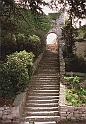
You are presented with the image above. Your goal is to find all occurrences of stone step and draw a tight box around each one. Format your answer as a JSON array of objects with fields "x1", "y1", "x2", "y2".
[
  {"x1": 25, "y1": 100, "x2": 58, "y2": 108},
  {"x1": 28, "y1": 83, "x2": 60, "y2": 86},
  {"x1": 28, "y1": 87, "x2": 59, "y2": 90},
  {"x1": 20, "y1": 121, "x2": 58, "y2": 124},
  {"x1": 35, "y1": 73, "x2": 60, "y2": 76},
  {"x1": 39, "y1": 59, "x2": 58, "y2": 62},
  {"x1": 40, "y1": 61, "x2": 58, "y2": 64},
  {"x1": 23, "y1": 111, "x2": 59, "y2": 117},
  {"x1": 21, "y1": 115, "x2": 60, "y2": 122},
  {"x1": 29, "y1": 121, "x2": 58, "y2": 124},
  {"x1": 29, "y1": 79, "x2": 59, "y2": 82},
  {"x1": 37, "y1": 67, "x2": 59, "y2": 70},
  {"x1": 27, "y1": 96, "x2": 59, "y2": 100},
  {"x1": 29, "y1": 81, "x2": 60, "y2": 84},
  {"x1": 37, "y1": 68, "x2": 59, "y2": 70},
  {"x1": 28, "y1": 92, "x2": 59, "y2": 96},
  {"x1": 30, "y1": 78, "x2": 60, "y2": 81},
  {"x1": 24, "y1": 106, "x2": 59, "y2": 111},
  {"x1": 28, "y1": 87, "x2": 59, "y2": 91},
  {"x1": 37, "y1": 70, "x2": 59, "y2": 73},
  {"x1": 33, "y1": 74, "x2": 59, "y2": 77},
  {"x1": 32, "y1": 77, "x2": 59, "y2": 79},
  {"x1": 39, "y1": 62, "x2": 58, "y2": 65},
  {"x1": 28, "y1": 89, "x2": 59, "y2": 93},
  {"x1": 20, "y1": 121, "x2": 59, "y2": 124},
  {"x1": 38, "y1": 64, "x2": 58, "y2": 66},
  {"x1": 30, "y1": 81, "x2": 59, "y2": 83},
  {"x1": 29, "y1": 82, "x2": 59, "y2": 85},
  {"x1": 25, "y1": 101, "x2": 59, "y2": 105},
  {"x1": 29, "y1": 84, "x2": 60, "y2": 87},
  {"x1": 20, "y1": 47, "x2": 60, "y2": 123}
]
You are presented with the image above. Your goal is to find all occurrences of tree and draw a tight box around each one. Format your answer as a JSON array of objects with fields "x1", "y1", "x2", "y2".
[
  {"x1": 1, "y1": 0, "x2": 52, "y2": 57},
  {"x1": 49, "y1": 0, "x2": 86, "y2": 19},
  {"x1": 1, "y1": 0, "x2": 86, "y2": 18},
  {"x1": 1, "y1": 0, "x2": 48, "y2": 14}
]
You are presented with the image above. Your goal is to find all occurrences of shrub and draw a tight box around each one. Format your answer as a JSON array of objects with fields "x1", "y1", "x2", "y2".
[
  {"x1": 17, "y1": 33, "x2": 25, "y2": 41},
  {"x1": 0, "y1": 50, "x2": 34, "y2": 99},
  {"x1": 1, "y1": 33, "x2": 17, "y2": 57},
  {"x1": 65, "y1": 55, "x2": 86, "y2": 73},
  {"x1": 7, "y1": 50, "x2": 35, "y2": 76},
  {"x1": 64, "y1": 76, "x2": 86, "y2": 106},
  {"x1": 27, "y1": 35, "x2": 41, "y2": 57},
  {"x1": 61, "y1": 20, "x2": 77, "y2": 55}
]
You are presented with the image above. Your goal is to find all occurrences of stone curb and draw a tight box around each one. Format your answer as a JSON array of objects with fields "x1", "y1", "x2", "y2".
[{"x1": 66, "y1": 72, "x2": 86, "y2": 77}]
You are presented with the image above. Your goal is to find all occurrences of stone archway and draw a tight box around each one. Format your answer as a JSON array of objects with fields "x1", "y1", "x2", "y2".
[
  {"x1": 46, "y1": 31, "x2": 58, "y2": 52},
  {"x1": 46, "y1": 32, "x2": 58, "y2": 45}
]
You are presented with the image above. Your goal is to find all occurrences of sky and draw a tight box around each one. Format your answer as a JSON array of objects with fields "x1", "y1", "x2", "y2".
[
  {"x1": 41, "y1": 0, "x2": 58, "y2": 15},
  {"x1": 42, "y1": 7, "x2": 54, "y2": 15}
]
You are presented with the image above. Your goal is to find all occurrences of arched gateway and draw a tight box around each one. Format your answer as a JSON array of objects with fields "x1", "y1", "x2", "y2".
[{"x1": 46, "y1": 12, "x2": 65, "y2": 51}]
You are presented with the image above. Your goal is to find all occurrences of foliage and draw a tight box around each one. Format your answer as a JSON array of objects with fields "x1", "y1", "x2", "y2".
[
  {"x1": 62, "y1": 23, "x2": 86, "y2": 73},
  {"x1": 17, "y1": 33, "x2": 25, "y2": 43},
  {"x1": 49, "y1": 0, "x2": 86, "y2": 19},
  {"x1": 35, "y1": 30, "x2": 46, "y2": 53},
  {"x1": 64, "y1": 76, "x2": 79, "y2": 89},
  {"x1": 7, "y1": 50, "x2": 35, "y2": 75},
  {"x1": 1, "y1": 0, "x2": 86, "y2": 19},
  {"x1": 64, "y1": 54, "x2": 86, "y2": 73},
  {"x1": 49, "y1": 11, "x2": 62, "y2": 20},
  {"x1": 1, "y1": 3, "x2": 52, "y2": 58},
  {"x1": 64, "y1": 75, "x2": 86, "y2": 106},
  {"x1": 15, "y1": 0, "x2": 48, "y2": 14},
  {"x1": 1, "y1": 32, "x2": 43, "y2": 58},
  {"x1": 28, "y1": 35, "x2": 40, "y2": 43},
  {"x1": 76, "y1": 25, "x2": 86, "y2": 40},
  {"x1": 61, "y1": 20, "x2": 77, "y2": 55},
  {"x1": 0, "y1": 50, "x2": 34, "y2": 99},
  {"x1": 26, "y1": 35, "x2": 41, "y2": 57},
  {"x1": 66, "y1": 88, "x2": 86, "y2": 106},
  {"x1": 34, "y1": 14, "x2": 52, "y2": 33}
]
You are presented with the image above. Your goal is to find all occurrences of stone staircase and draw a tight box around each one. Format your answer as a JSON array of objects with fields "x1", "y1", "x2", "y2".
[{"x1": 20, "y1": 45, "x2": 60, "y2": 124}]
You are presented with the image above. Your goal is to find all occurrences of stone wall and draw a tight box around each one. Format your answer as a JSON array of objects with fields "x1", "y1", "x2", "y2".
[
  {"x1": 60, "y1": 105, "x2": 86, "y2": 121},
  {"x1": 0, "y1": 90, "x2": 27, "y2": 123},
  {"x1": 59, "y1": 49, "x2": 86, "y2": 121},
  {"x1": 74, "y1": 41, "x2": 86, "y2": 59},
  {"x1": 59, "y1": 39, "x2": 86, "y2": 121},
  {"x1": 0, "y1": 52, "x2": 44, "y2": 123},
  {"x1": 58, "y1": 38, "x2": 86, "y2": 122}
]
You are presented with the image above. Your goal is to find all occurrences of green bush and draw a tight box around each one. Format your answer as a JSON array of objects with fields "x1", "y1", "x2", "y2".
[
  {"x1": 1, "y1": 33, "x2": 17, "y2": 57},
  {"x1": 76, "y1": 25, "x2": 86, "y2": 40},
  {"x1": 65, "y1": 55, "x2": 86, "y2": 73},
  {"x1": 0, "y1": 50, "x2": 34, "y2": 99},
  {"x1": 17, "y1": 33, "x2": 25, "y2": 42},
  {"x1": 64, "y1": 76, "x2": 86, "y2": 106},
  {"x1": 49, "y1": 12, "x2": 61, "y2": 20},
  {"x1": 26, "y1": 34, "x2": 41, "y2": 57},
  {"x1": 7, "y1": 50, "x2": 35, "y2": 76},
  {"x1": 61, "y1": 20, "x2": 77, "y2": 55}
]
